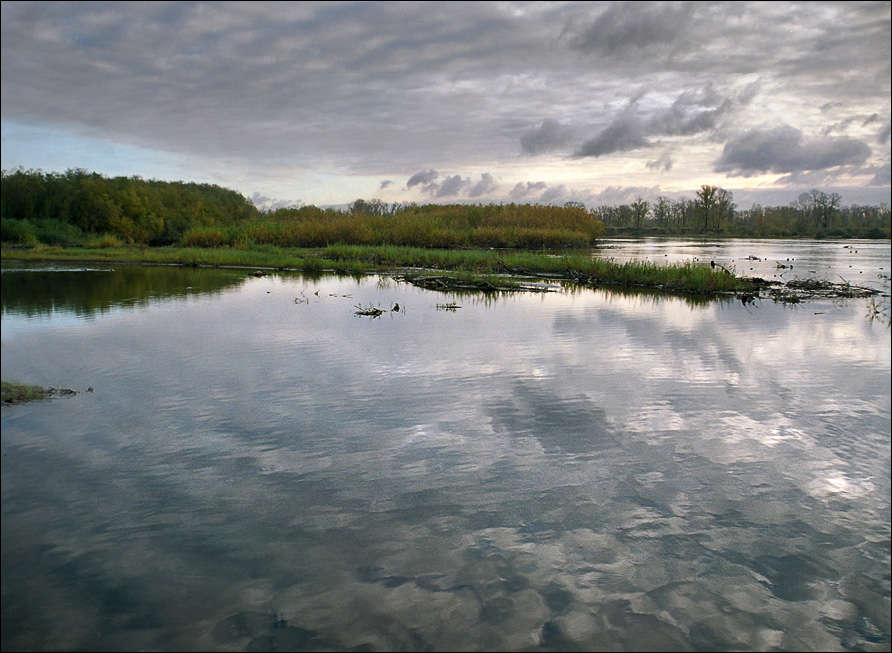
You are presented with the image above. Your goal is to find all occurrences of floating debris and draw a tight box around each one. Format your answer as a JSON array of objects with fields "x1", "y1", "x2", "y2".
[
  {"x1": 354, "y1": 304, "x2": 384, "y2": 317},
  {"x1": 768, "y1": 277, "x2": 880, "y2": 303}
]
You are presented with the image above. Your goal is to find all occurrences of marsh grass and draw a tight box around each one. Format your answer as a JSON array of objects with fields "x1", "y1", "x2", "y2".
[
  {"x1": 1, "y1": 380, "x2": 48, "y2": 404},
  {"x1": 2, "y1": 243, "x2": 757, "y2": 295},
  {"x1": 217, "y1": 203, "x2": 604, "y2": 250}
]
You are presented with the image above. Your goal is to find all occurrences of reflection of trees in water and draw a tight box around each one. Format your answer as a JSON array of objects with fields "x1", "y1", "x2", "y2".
[{"x1": 1, "y1": 266, "x2": 249, "y2": 318}]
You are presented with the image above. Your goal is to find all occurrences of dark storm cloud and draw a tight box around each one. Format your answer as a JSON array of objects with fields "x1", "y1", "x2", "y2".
[
  {"x1": 716, "y1": 125, "x2": 872, "y2": 177},
  {"x1": 379, "y1": 180, "x2": 393, "y2": 190}
]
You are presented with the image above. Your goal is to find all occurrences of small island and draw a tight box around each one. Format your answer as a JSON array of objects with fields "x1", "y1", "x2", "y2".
[{"x1": 1, "y1": 380, "x2": 85, "y2": 406}]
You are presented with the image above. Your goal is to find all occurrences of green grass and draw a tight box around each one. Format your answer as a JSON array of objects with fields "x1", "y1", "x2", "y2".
[
  {"x1": 1, "y1": 380, "x2": 48, "y2": 404},
  {"x1": 1, "y1": 243, "x2": 760, "y2": 296}
]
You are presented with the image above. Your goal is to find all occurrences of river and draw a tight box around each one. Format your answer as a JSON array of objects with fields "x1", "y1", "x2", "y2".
[{"x1": 1, "y1": 238, "x2": 889, "y2": 652}]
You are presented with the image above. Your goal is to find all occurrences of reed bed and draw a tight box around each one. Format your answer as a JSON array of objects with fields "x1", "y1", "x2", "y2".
[{"x1": 178, "y1": 203, "x2": 603, "y2": 251}]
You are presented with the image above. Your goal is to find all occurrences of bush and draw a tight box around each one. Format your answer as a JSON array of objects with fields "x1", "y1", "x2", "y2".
[
  {"x1": 1, "y1": 218, "x2": 39, "y2": 244},
  {"x1": 30, "y1": 219, "x2": 86, "y2": 245}
]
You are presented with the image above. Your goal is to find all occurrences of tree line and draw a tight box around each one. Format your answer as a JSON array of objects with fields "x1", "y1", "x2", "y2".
[
  {"x1": 1, "y1": 168, "x2": 257, "y2": 246},
  {"x1": 2, "y1": 170, "x2": 889, "y2": 248},
  {"x1": 591, "y1": 185, "x2": 890, "y2": 239}
]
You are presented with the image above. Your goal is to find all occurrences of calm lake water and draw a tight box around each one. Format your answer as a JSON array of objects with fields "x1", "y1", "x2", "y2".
[{"x1": 2, "y1": 239, "x2": 890, "y2": 652}]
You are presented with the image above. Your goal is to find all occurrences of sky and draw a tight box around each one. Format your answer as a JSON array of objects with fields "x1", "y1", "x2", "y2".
[{"x1": 1, "y1": 1, "x2": 890, "y2": 211}]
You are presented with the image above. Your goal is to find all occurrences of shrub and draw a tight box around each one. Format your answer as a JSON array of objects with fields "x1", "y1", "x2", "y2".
[{"x1": 1, "y1": 218, "x2": 39, "y2": 245}]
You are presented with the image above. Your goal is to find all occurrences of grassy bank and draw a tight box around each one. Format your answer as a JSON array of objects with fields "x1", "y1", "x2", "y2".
[{"x1": 2, "y1": 243, "x2": 760, "y2": 295}]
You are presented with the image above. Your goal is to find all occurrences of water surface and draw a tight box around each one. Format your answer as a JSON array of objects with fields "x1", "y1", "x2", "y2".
[{"x1": 2, "y1": 240, "x2": 890, "y2": 651}]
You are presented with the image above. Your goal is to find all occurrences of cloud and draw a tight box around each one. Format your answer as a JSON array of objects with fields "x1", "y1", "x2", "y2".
[
  {"x1": 406, "y1": 169, "x2": 439, "y2": 191},
  {"x1": 503, "y1": 181, "x2": 594, "y2": 206},
  {"x1": 379, "y1": 179, "x2": 393, "y2": 190},
  {"x1": 574, "y1": 112, "x2": 649, "y2": 158},
  {"x1": 539, "y1": 184, "x2": 571, "y2": 204},
  {"x1": 404, "y1": 171, "x2": 497, "y2": 199},
  {"x1": 250, "y1": 192, "x2": 301, "y2": 211},
  {"x1": 570, "y1": 2, "x2": 694, "y2": 59},
  {"x1": 716, "y1": 125, "x2": 872, "y2": 177},
  {"x1": 435, "y1": 174, "x2": 470, "y2": 197},
  {"x1": 508, "y1": 181, "x2": 549, "y2": 200},
  {"x1": 589, "y1": 185, "x2": 662, "y2": 206},
  {"x1": 572, "y1": 84, "x2": 735, "y2": 158},
  {"x1": 0, "y1": 2, "x2": 887, "y2": 206},
  {"x1": 646, "y1": 154, "x2": 674, "y2": 172},
  {"x1": 520, "y1": 119, "x2": 576, "y2": 155},
  {"x1": 469, "y1": 173, "x2": 499, "y2": 198},
  {"x1": 647, "y1": 85, "x2": 731, "y2": 136},
  {"x1": 868, "y1": 165, "x2": 891, "y2": 187}
]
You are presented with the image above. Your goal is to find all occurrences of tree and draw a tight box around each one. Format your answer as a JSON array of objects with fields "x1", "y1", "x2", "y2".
[
  {"x1": 631, "y1": 196, "x2": 649, "y2": 230},
  {"x1": 795, "y1": 189, "x2": 842, "y2": 231},
  {"x1": 652, "y1": 196, "x2": 671, "y2": 230},
  {"x1": 714, "y1": 187, "x2": 735, "y2": 232},
  {"x1": 695, "y1": 185, "x2": 718, "y2": 232}
]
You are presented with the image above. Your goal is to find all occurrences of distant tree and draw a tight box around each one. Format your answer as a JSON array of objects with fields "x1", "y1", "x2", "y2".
[
  {"x1": 631, "y1": 196, "x2": 649, "y2": 230},
  {"x1": 652, "y1": 196, "x2": 671, "y2": 230},
  {"x1": 715, "y1": 187, "x2": 735, "y2": 232},
  {"x1": 695, "y1": 185, "x2": 719, "y2": 232}
]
